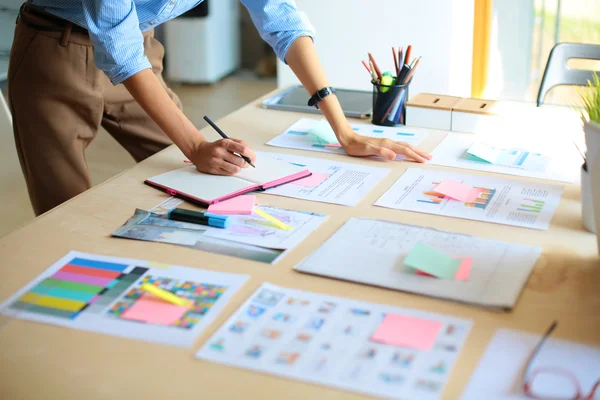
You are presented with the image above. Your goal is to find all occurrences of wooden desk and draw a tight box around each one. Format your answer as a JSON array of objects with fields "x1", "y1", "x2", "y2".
[{"x1": 1, "y1": 95, "x2": 598, "y2": 399}]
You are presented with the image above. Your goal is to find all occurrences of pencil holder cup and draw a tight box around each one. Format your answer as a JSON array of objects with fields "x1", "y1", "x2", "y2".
[
  {"x1": 581, "y1": 165, "x2": 596, "y2": 234},
  {"x1": 372, "y1": 80, "x2": 409, "y2": 126}
]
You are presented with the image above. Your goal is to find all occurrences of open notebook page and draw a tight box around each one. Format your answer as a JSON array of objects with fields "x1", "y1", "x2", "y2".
[
  {"x1": 147, "y1": 166, "x2": 253, "y2": 203},
  {"x1": 236, "y1": 155, "x2": 309, "y2": 186}
]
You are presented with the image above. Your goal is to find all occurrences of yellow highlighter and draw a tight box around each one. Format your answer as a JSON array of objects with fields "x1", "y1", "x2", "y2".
[
  {"x1": 140, "y1": 283, "x2": 192, "y2": 307},
  {"x1": 254, "y1": 209, "x2": 292, "y2": 231}
]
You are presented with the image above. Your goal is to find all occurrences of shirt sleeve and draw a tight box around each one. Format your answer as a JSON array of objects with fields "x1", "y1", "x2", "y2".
[
  {"x1": 82, "y1": 0, "x2": 151, "y2": 85},
  {"x1": 240, "y1": 0, "x2": 316, "y2": 64}
]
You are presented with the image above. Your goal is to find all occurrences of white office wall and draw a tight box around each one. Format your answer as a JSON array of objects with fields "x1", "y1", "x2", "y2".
[{"x1": 277, "y1": 0, "x2": 475, "y2": 97}]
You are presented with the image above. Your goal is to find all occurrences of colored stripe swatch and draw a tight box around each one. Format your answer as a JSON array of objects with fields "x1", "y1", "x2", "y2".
[
  {"x1": 19, "y1": 292, "x2": 86, "y2": 312},
  {"x1": 40, "y1": 277, "x2": 105, "y2": 294},
  {"x1": 69, "y1": 257, "x2": 128, "y2": 272},
  {"x1": 60, "y1": 264, "x2": 121, "y2": 279},
  {"x1": 52, "y1": 271, "x2": 115, "y2": 287}
]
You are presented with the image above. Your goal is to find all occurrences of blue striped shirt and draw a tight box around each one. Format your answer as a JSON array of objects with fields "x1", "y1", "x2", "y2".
[{"x1": 30, "y1": 0, "x2": 315, "y2": 85}]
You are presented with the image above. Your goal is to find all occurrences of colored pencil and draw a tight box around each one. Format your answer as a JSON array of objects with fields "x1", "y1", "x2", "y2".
[
  {"x1": 404, "y1": 45, "x2": 412, "y2": 66},
  {"x1": 368, "y1": 52, "x2": 383, "y2": 80},
  {"x1": 361, "y1": 60, "x2": 372, "y2": 74},
  {"x1": 369, "y1": 60, "x2": 378, "y2": 82},
  {"x1": 403, "y1": 57, "x2": 421, "y2": 84},
  {"x1": 392, "y1": 47, "x2": 399, "y2": 76},
  {"x1": 397, "y1": 47, "x2": 403, "y2": 76}
]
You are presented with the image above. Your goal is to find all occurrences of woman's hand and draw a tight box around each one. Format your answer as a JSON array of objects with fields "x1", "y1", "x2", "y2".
[
  {"x1": 338, "y1": 126, "x2": 432, "y2": 162},
  {"x1": 190, "y1": 138, "x2": 256, "y2": 175}
]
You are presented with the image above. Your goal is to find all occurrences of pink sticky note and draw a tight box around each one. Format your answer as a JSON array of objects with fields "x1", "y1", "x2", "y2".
[
  {"x1": 454, "y1": 257, "x2": 472, "y2": 281},
  {"x1": 207, "y1": 195, "x2": 256, "y2": 215},
  {"x1": 371, "y1": 313, "x2": 443, "y2": 350},
  {"x1": 415, "y1": 270, "x2": 436, "y2": 277},
  {"x1": 433, "y1": 179, "x2": 483, "y2": 202},
  {"x1": 326, "y1": 143, "x2": 342, "y2": 148},
  {"x1": 121, "y1": 297, "x2": 188, "y2": 326},
  {"x1": 291, "y1": 172, "x2": 330, "y2": 188},
  {"x1": 415, "y1": 257, "x2": 472, "y2": 281}
]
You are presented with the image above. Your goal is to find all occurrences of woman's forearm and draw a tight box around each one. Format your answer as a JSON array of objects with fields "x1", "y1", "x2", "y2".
[
  {"x1": 123, "y1": 69, "x2": 204, "y2": 159},
  {"x1": 285, "y1": 36, "x2": 352, "y2": 141}
]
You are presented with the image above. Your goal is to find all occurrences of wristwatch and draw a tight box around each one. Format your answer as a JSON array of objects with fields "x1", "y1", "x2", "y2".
[{"x1": 308, "y1": 86, "x2": 336, "y2": 109}]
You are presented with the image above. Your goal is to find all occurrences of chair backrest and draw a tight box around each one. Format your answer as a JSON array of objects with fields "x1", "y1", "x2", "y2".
[
  {"x1": 537, "y1": 43, "x2": 600, "y2": 106},
  {"x1": 0, "y1": 88, "x2": 11, "y2": 131}
]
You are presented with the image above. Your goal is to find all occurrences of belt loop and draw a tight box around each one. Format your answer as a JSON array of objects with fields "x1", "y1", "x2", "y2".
[{"x1": 60, "y1": 22, "x2": 72, "y2": 47}]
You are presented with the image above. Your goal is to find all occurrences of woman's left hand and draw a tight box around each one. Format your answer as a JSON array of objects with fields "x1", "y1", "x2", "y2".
[{"x1": 338, "y1": 127, "x2": 432, "y2": 162}]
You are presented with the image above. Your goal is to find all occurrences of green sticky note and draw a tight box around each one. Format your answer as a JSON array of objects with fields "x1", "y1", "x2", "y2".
[
  {"x1": 308, "y1": 119, "x2": 339, "y2": 144},
  {"x1": 404, "y1": 242, "x2": 462, "y2": 280}
]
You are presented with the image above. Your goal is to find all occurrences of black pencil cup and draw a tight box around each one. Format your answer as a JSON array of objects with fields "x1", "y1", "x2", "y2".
[{"x1": 372, "y1": 80, "x2": 409, "y2": 126}]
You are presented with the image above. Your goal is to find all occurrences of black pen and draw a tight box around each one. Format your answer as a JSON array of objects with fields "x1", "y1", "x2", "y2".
[{"x1": 203, "y1": 115, "x2": 255, "y2": 168}]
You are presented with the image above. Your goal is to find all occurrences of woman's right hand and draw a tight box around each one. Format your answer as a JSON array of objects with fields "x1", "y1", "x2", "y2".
[{"x1": 190, "y1": 138, "x2": 256, "y2": 175}]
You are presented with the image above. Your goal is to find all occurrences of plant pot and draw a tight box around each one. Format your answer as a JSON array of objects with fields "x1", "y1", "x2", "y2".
[
  {"x1": 584, "y1": 121, "x2": 600, "y2": 253},
  {"x1": 582, "y1": 165, "x2": 596, "y2": 233}
]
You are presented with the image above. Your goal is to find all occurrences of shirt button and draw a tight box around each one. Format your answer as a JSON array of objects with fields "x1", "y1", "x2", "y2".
[
  {"x1": 149, "y1": 22, "x2": 154, "y2": 25},
  {"x1": 170, "y1": 1, "x2": 174, "y2": 4}
]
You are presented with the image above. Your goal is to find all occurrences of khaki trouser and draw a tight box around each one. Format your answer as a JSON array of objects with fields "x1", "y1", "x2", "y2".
[{"x1": 8, "y1": 4, "x2": 181, "y2": 216}]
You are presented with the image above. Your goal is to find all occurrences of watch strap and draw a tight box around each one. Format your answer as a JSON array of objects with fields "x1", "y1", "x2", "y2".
[{"x1": 308, "y1": 87, "x2": 336, "y2": 109}]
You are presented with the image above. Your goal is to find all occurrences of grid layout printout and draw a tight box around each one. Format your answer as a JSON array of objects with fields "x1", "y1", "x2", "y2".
[
  {"x1": 267, "y1": 118, "x2": 427, "y2": 160},
  {"x1": 0, "y1": 251, "x2": 249, "y2": 347},
  {"x1": 374, "y1": 168, "x2": 564, "y2": 230},
  {"x1": 196, "y1": 283, "x2": 472, "y2": 400}
]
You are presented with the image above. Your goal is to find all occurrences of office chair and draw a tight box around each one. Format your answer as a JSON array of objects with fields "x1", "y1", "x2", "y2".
[
  {"x1": 0, "y1": 88, "x2": 11, "y2": 132},
  {"x1": 537, "y1": 43, "x2": 600, "y2": 106}
]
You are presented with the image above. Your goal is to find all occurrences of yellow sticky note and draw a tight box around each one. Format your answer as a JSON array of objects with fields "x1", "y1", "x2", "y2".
[
  {"x1": 254, "y1": 209, "x2": 292, "y2": 231},
  {"x1": 147, "y1": 261, "x2": 171, "y2": 270}
]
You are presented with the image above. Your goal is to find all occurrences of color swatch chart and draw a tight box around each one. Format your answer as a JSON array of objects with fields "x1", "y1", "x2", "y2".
[
  {"x1": 374, "y1": 168, "x2": 564, "y2": 230},
  {"x1": 267, "y1": 118, "x2": 426, "y2": 159},
  {"x1": 1, "y1": 251, "x2": 249, "y2": 347},
  {"x1": 197, "y1": 283, "x2": 472, "y2": 400}
]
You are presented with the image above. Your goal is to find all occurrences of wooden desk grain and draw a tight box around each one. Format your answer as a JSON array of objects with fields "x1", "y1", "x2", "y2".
[{"x1": 0, "y1": 96, "x2": 598, "y2": 400}]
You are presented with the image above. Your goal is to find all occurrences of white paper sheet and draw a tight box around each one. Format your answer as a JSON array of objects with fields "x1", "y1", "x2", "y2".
[
  {"x1": 258, "y1": 152, "x2": 390, "y2": 206},
  {"x1": 295, "y1": 218, "x2": 540, "y2": 310},
  {"x1": 267, "y1": 118, "x2": 427, "y2": 159},
  {"x1": 0, "y1": 251, "x2": 249, "y2": 347},
  {"x1": 374, "y1": 168, "x2": 563, "y2": 230},
  {"x1": 430, "y1": 133, "x2": 581, "y2": 183},
  {"x1": 203, "y1": 205, "x2": 328, "y2": 250},
  {"x1": 196, "y1": 282, "x2": 472, "y2": 400},
  {"x1": 461, "y1": 329, "x2": 600, "y2": 400}
]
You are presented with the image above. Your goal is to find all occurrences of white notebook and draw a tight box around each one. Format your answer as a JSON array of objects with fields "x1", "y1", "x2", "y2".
[{"x1": 145, "y1": 156, "x2": 311, "y2": 205}]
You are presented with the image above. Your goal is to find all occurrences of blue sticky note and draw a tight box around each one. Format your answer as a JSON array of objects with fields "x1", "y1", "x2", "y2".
[{"x1": 308, "y1": 120, "x2": 339, "y2": 144}]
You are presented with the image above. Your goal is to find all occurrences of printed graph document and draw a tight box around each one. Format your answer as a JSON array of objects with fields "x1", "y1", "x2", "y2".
[
  {"x1": 258, "y1": 152, "x2": 390, "y2": 206},
  {"x1": 461, "y1": 329, "x2": 600, "y2": 400},
  {"x1": 374, "y1": 168, "x2": 563, "y2": 230},
  {"x1": 430, "y1": 133, "x2": 581, "y2": 183},
  {"x1": 267, "y1": 118, "x2": 427, "y2": 159},
  {"x1": 0, "y1": 251, "x2": 249, "y2": 347},
  {"x1": 145, "y1": 155, "x2": 310, "y2": 205},
  {"x1": 295, "y1": 218, "x2": 540, "y2": 310},
  {"x1": 196, "y1": 282, "x2": 472, "y2": 400}
]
